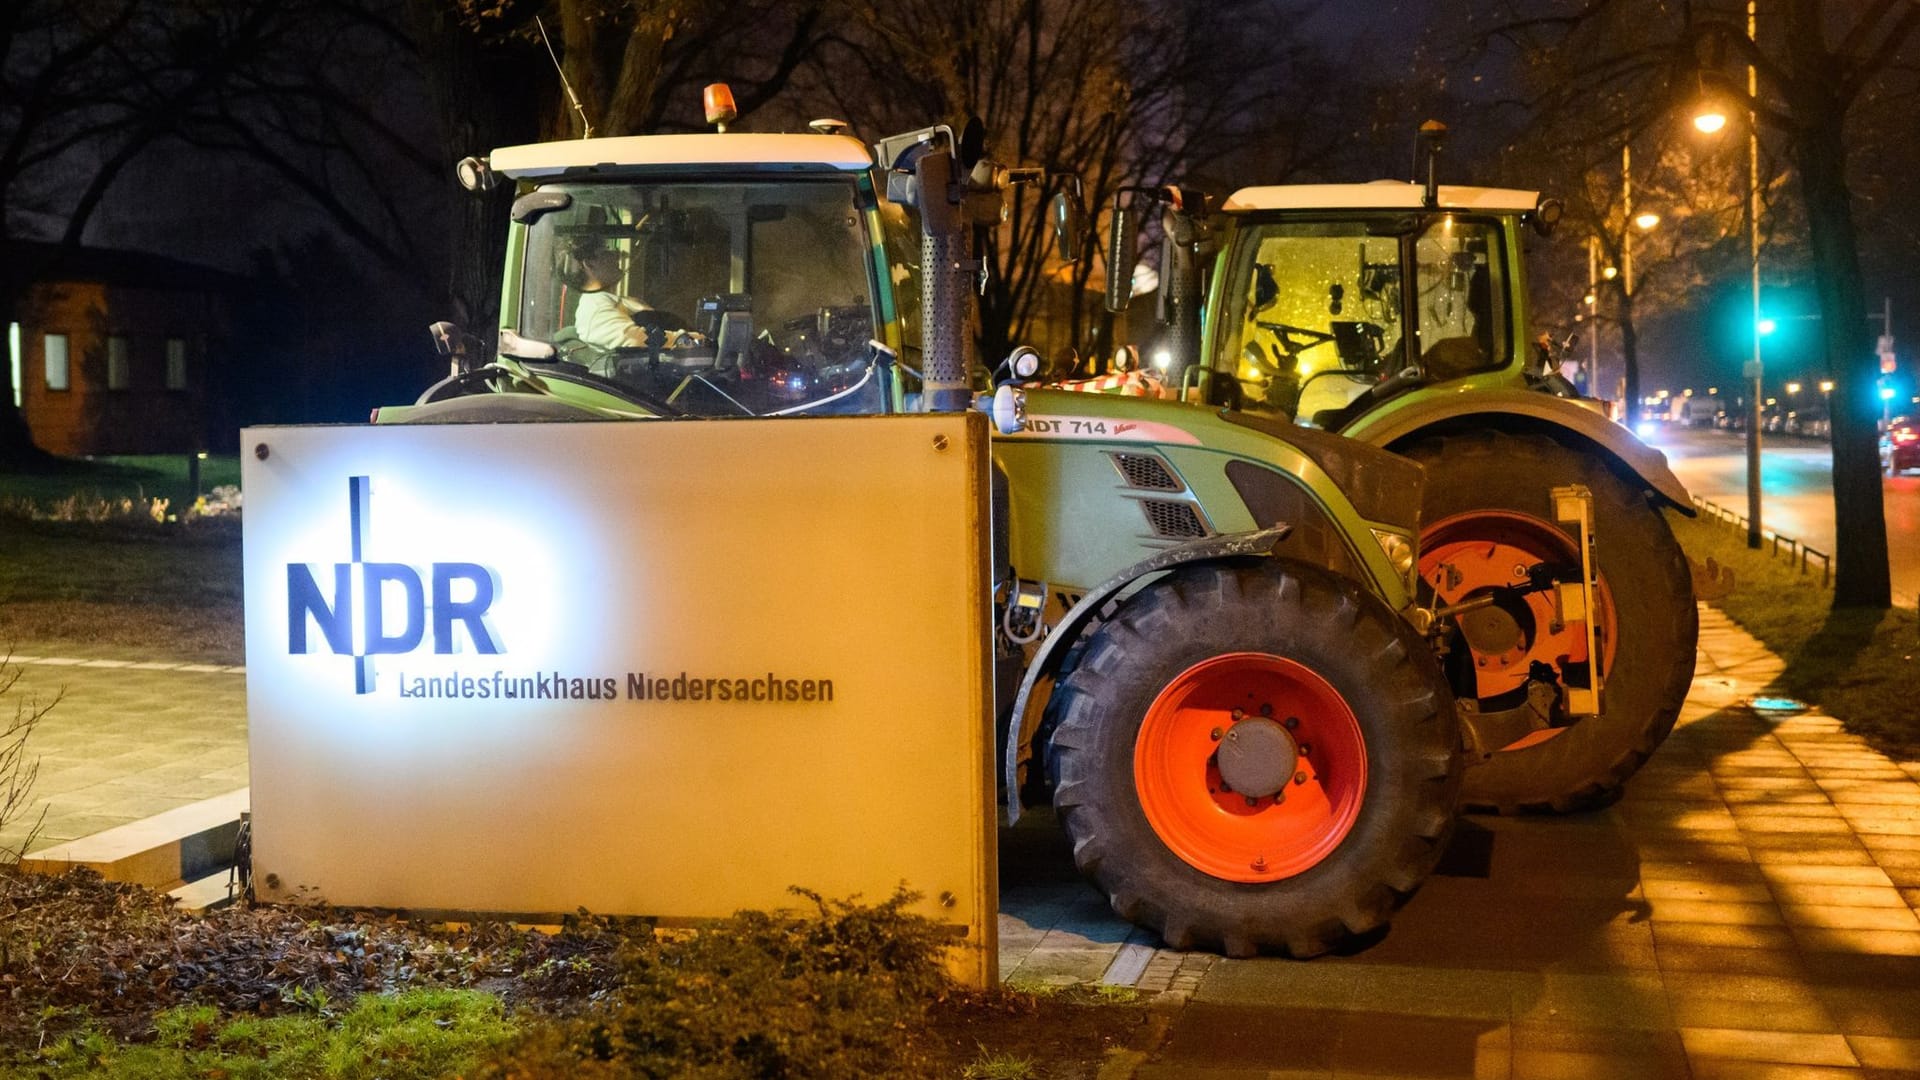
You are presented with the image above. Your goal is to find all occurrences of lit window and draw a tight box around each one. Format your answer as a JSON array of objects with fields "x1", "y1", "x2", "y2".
[
  {"x1": 165, "y1": 337, "x2": 187, "y2": 389},
  {"x1": 44, "y1": 333, "x2": 69, "y2": 391},
  {"x1": 108, "y1": 335, "x2": 130, "y2": 390}
]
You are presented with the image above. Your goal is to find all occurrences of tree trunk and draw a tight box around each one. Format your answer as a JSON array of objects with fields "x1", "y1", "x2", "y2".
[
  {"x1": 1794, "y1": 116, "x2": 1890, "y2": 609},
  {"x1": 409, "y1": 1, "x2": 543, "y2": 342}
]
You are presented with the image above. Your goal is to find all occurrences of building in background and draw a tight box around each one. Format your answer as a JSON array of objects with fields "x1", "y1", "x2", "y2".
[{"x1": 5, "y1": 241, "x2": 233, "y2": 457}]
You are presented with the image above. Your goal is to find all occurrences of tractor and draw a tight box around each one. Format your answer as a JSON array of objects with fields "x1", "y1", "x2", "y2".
[
  {"x1": 1098, "y1": 125, "x2": 1698, "y2": 815},
  {"x1": 374, "y1": 107, "x2": 1509, "y2": 958}
]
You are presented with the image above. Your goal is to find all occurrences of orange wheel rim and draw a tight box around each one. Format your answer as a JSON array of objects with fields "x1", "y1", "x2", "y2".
[
  {"x1": 1134, "y1": 653, "x2": 1367, "y2": 883},
  {"x1": 1420, "y1": 510, "x2": 1619, "y2": 751}
]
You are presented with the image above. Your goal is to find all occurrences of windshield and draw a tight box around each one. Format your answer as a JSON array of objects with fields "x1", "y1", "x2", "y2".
[
  {"x1": 1211, "y1": 215, "x2": 1510, "y2": 422},
  {"x1": 515, "y1": 178, "x2": 884, "y2": 417}
]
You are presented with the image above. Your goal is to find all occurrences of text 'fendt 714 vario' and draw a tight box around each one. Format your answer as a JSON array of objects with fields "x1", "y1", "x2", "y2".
[
  {"x1": 374, "y1": 100, "x2": 1510, "y2": 957},
  {"x1": 1101, "y1": 124, "x2": 1698, "y2": 816}
]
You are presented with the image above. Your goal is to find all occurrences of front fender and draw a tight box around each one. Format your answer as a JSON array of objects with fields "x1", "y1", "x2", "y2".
[
  {"x1": 1346, "y1": 389, "x2": 1694, "y2": 513},
  {"x1": 1002, "y1": 525, "x2": 1289, "y2": 824}
]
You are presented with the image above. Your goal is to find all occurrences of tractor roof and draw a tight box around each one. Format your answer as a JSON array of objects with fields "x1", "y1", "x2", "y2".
[
  {"x1": 1223, "y1": 182, "x2": 1540, "y2": 214},
  {"x1": 490, "y1": 133, "x2": 874, "y2": 178}
]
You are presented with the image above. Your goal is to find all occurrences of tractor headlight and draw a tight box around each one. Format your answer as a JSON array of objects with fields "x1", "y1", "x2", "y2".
[{"x1": 1371, "y1": 528, "x2": 1416, "y2": 583}]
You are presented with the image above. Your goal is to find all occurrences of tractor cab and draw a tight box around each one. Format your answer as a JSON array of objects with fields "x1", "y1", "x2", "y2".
[
  {"x1": 1202, "y1": 184, "x2": 1544, "y2": 428},
  {"x1": 468, "y1": 133, "x2": 906, "y2": 419}
]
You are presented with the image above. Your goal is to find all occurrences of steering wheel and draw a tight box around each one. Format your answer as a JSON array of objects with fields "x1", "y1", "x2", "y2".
[{"x1": 1254, "y1": 320, "x2": 1337, "y2": 360}]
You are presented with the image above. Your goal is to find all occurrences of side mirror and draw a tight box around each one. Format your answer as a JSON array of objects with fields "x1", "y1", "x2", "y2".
[
  {"x1": 1049, "y1": 190, "x2": 1087, "y2": 262},
  {"x1": 1104, "y1": 201, "x2": 1139, "y2": 313}
]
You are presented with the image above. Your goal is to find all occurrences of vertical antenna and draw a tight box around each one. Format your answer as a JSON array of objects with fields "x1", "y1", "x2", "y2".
[{"x1": 536, "y1": 16, "x2": 593, "y2": 140}]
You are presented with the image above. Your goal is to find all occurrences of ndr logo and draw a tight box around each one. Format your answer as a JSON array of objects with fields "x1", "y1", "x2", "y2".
[{"x1": 288, "y1": 476, "x2": 501, "y2": 694}]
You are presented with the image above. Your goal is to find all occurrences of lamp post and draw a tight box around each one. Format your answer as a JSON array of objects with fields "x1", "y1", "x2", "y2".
[
  {"x1": 1608, "y1": 145, "x2": 1661, "y2": 419},
  {"x1": 1695, "y1": 0, "x2": 1763, "y2": 548}
]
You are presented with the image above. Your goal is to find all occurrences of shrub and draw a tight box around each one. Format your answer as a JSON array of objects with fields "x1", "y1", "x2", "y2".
[{"x1": 490, "y1": 888, "x2": 961, "y2": 1079}]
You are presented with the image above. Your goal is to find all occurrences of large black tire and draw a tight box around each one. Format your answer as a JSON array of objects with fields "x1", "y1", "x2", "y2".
[
  {"x1": 1044, "y1": 559, "x2": 1460, "y2": 958},
  {"x1": 1407, "y1": 431, "x2": 1698, "y2": 814}
]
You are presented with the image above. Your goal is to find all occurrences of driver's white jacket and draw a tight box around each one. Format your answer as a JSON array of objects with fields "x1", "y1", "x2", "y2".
[{"x1": 575, "y1": 290, "x2": 651, "y2": 351}]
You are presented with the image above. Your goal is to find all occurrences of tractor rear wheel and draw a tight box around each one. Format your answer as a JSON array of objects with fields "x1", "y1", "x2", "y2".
[
  {"x1": 1044, "y1": 559, "x2": 1460, "y2": 958},
  {"x1": 1406, "y1": 431, "x2": 1697, "y2": 814}
]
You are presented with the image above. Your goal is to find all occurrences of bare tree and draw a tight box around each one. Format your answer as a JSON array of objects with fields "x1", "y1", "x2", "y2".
[
  {"x1": 1458, "y1": 0, "x2": 1920, "y2": 610},
  {"x1": 0, "y1": 658, "x2": 56, "y2": 866},
  {"x1": 803, "y1": 0, "x2": 1325, "y2": 365},
  {"x1": 0, "y1": 0, "x2": 442, "y2": 458}
]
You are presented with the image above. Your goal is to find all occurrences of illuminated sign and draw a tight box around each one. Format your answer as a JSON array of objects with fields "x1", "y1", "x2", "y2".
[
  {"x1": 242, "y1": 418, "x2": 995, "y2": 986},
  {"x1": 286, "y1": 476, "x2": 501, "y2": 693}
]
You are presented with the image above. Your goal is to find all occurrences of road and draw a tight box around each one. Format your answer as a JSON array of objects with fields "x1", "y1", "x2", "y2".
[{"x1": 1644, "y1": 424, "x2": 1920, "y2": 608}]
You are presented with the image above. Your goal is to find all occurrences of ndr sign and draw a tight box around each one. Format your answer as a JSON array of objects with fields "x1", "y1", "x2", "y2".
[
  {"x1": 288, "y1": 475, "x2": 500, "y2": 694},
  {"x1": 241, "y1": 418, "x2": 994, "y2": 986}
]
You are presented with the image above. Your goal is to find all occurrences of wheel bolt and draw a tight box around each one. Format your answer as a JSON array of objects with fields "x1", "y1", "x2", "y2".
[
  {"x1": 1294, "y1": 771, "x2": 1308, "y2": 785},
  {"x1": 1299, "y1": 744, "x2": 1311, "y2": 756},
  {"x1": 1283, "y1": 717, "x2": 1299, "y2": 730},
  {"x1": 1231, "y1": 708, "x2": 1244, "y2": 721},
  {"x1": 1259, "y1": 703, "x2": 1274, "y2": 717},
  {"x1": 1244, "y1": 795, "x2": 1259, "y2": 807},
  {"x1": 1210, "y1": 727, "x2": 1222, "y2": 741},
  {"x1": 1252, "y1": 856, "x2": 1267, "y2": 871}
]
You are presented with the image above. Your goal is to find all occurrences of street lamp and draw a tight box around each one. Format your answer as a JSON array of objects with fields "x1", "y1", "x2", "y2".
[
  {"x1": 1694, "y1": 0, "x2": 1762, "y2": 548},
  {"x1": 1611, "y1": 144, "x2": 1662, "y2": 416}
]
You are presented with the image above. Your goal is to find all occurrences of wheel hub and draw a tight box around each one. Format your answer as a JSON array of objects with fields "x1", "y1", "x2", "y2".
[
  {"x1": 1133, "y1": 652, "x2": 1368, "y2": 883},
  {"x1": 1216, "y1": 717, "x2": 1298, "y2": 799},
  {"x1": 1455, "y1": 595, "x2": 1528, "y2": 656}
]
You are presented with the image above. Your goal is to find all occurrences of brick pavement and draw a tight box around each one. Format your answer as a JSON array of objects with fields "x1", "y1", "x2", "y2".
[
  {"x1": 0, "y1": 654, "x2": 246, "y2": 856},
  {"x1": 1001, "y1": 607, "x2": 1920, "y2": 1078}
]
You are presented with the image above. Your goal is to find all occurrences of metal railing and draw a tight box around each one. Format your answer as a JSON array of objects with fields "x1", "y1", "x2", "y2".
[{"x1": 1690, "y1": 496, "x2": 1832, "y2": 588}]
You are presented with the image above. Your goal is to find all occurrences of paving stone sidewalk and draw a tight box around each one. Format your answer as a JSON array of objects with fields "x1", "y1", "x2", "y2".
[
  {"x1": 1001, "y1": 607, "x2": 1920, "y2": 1078},
  {"x1": 1, "y1": 654, "x2": 246, "y2": 856},
  {"x1": 11, "y1": 608, "x2": 1920, "y2": 1076}
]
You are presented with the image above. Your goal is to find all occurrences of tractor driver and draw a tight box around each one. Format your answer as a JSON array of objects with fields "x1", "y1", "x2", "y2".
[{"x1": 561, "y1": 239, "x2": 705, "y2": 353}]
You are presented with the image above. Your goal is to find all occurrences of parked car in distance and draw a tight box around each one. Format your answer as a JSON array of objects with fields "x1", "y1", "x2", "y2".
[
  {"x1": 1885, "y1": 416, "x2": 1919, "y2": 476},
  {"x1": 1785, "y1": 403, "x2": 1830, "y2": 440}
]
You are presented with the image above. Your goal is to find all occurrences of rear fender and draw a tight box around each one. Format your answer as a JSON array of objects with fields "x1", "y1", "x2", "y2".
[
  {"x1": 1350, "y1": 390, "x2": 1695, "y2": 513},
  {"x1": 1002, "y1": 525, "x2": 1289, "y2": 823}
]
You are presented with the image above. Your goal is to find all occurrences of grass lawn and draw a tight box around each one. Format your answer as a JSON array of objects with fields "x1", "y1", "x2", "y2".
[
  {"x1": 1672, "y1": 510, "x2": 1920, "y2": 758},
  {"x1": 0, "y1": 456, "x2": 242, "y2": 664},
  {"x1": 0, "y1": 453, "x2": 240, "y2": 512}
]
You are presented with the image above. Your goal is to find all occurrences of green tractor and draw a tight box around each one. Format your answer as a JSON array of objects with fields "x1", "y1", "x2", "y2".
[
  {"x1": 1101, "y1": 124, "x2": 1697, "y2": 814},
  {"x1": 376, "y1": 115, "x2": 1477, "y2": 956}
]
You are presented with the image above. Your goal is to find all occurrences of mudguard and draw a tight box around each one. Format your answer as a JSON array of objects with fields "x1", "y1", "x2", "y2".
[
  {"x1": 1342, "y1": 388, "x2": 1694, "y2": 513},
  {"x1": 1002, "y1": 525, "x2": 1289, "y2": 823}
]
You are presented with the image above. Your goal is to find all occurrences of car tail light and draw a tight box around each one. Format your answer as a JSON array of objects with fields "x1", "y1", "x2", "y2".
[{"x1": 1895, "y1": 428, "x2": 1918, "y2": 445}]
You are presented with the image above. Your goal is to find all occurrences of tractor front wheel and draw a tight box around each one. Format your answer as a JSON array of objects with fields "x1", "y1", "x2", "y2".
[
  {"x1": 1044, "y1": 559, "x2": 1460, "y2": 958},
  {"x1": 1407, "y1": 431, "x2": 1698, "y2": 814}
]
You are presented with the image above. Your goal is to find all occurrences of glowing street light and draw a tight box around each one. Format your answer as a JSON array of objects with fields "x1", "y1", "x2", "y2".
[
  {"x1": 1758, "y1": 317, "x2": 1777, "y2": 336},
  {"x1": 1819, "y1": 380, "x2": 1834, "y2": 393},
  {"x1": 1785, "y1": 381, "x2": 1802, "y2": 394},
  {"x1": 1634, "y1": 212, "x2": 1662, "y2": 230},
  {"x1": 1694, "y1": 109, "x2": 1729, "y2": 134}
]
